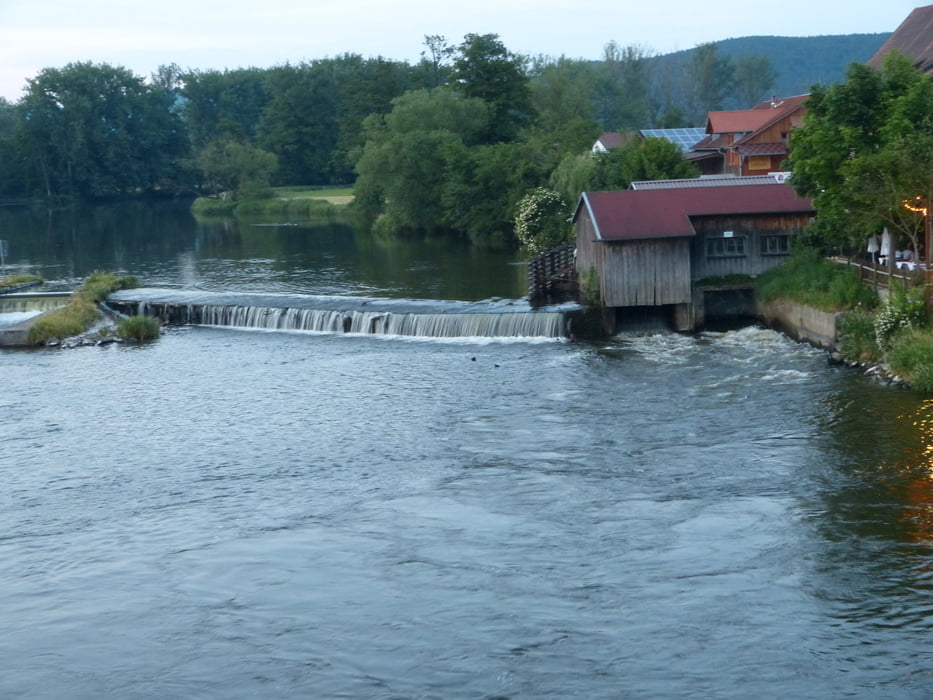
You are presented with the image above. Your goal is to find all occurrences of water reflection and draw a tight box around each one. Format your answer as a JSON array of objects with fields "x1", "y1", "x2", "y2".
[
  {"x1": 900, "y1": 399, "x2": 933, "y2": 541},
  {"x1": 0, "y1": 202, "x2": 528, "y2": 300}
]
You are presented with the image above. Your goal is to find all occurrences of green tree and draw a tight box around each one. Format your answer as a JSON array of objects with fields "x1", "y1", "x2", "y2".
[
  {"x1": 529, "y1": 56, "x2": 599, "y2": 135},
  {"x1": 416, "y1": 35, "x2": 454, "y2": 89},
  {"x1": 195, "y1": 138, "x2": 278, "y2": 198},
  {"x1": 353, "y1": 88, "x2": 489, "y2": 234},
  {"x1": 733, "y1": 54, "x2": 777, "y2": 108},
  {"x1": 0, "y1": 98, "x2": 37, "y2": 197},
  {"x1": 450, "y1": 33, "x2": 535, "y2": 143},
  {"x1": 19, "y1": 62, "x2": 187, "y2": 198},
  {"x1": 687, "y1": 43, "x2": 734, "y2": 123},
  {"x1": 443, "y1": 140, "x2": 546, "y2": 246},
  {"x1": 332, "y1": 55, "x2": 414, "y2": 182},
  {"x1": 596, "y1": 42, "x2": 653, "y2": 130},
  {"x1": 617, "y1": 137, "x2": 699, "y2": 184},
  {"x1": 789, "y1": 52, "x2": 932, "y2": 253},
  {"x1": 259, "y1": 62, "x2": 339, "y2": 185},
  {"x1": 550, "y1": 151, "x2": 600, "y2": 206},
  {"x1": 180, "y1": 68, "x2": 270, "y2": 150}
]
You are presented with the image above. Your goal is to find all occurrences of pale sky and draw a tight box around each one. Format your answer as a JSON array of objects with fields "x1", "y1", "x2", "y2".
[{"x1": 0, "y1": 0, "x2": 920, "y2": 102}]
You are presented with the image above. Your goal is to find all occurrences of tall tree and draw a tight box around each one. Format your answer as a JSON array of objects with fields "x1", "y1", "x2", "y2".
[
  {"x1": 733, "y1": 54, "x2": 777, "y2": 108},
  {"x1": 259, "y1": 62, "x2": 339, "y2": 185},
  {"x1": 353, "y1": 88, "x2": 489, "y2": 234},
  {"x1": 450, "y1": 33, "x2": 535, "y2": 143},
  {"x1": 417, "y1": 35, "x2": 454, "y2": 89},
  {"x1": 687, "y1": 43, "x2": 734, "y2": 123},
  {"x1": 597, "y1": 42, "x2": 653, "y2": 130},
  {"x1": 180, "y1": 68, "x2": 270, "y2": 150},
  {"x1": 332, "y1": 54, "x2": 414, "y2": 182},
  {"x1": 789, "y1": 52, "x2": 932, "y2": 253},
  {"x1": 19, "y1": 62, "x2": 186, "y2": 198},
  {"x1": 529, "y1": 56, "x2": 599, "y2": 134}
]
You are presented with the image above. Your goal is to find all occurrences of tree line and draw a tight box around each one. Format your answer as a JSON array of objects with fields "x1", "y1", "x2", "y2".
[
  {"x1": 789, "y1": 51, "x2": 933, "y2": 259},
  {"x1": 0, "y1": 35, "x2": 777, "y2": 245}
]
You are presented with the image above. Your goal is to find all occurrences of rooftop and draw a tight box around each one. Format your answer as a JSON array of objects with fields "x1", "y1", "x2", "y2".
[{"x1": 576, "y1": 184, "x2": 813, "y2": 242}]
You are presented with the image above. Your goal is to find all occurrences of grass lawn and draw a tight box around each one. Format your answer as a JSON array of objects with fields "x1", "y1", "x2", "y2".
[{"x1": 272, "y1": 186, "x2": 354, "y2": 205}]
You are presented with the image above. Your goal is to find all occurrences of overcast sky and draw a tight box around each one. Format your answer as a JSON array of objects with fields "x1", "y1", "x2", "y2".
[{"x1": 0, "y1": 0, "x2": 919, "y2": 101}]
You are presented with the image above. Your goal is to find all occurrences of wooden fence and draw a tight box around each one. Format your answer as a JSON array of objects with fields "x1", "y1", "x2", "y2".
[
  {"x1": 528, "y1": 243, "x2": 577, "y2": 300},
  {"x1": 834, "y1": 257, "x2": 925, "y2": 292}
]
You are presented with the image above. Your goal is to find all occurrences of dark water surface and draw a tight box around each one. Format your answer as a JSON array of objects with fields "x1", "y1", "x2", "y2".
[{"x1": 2, "y1": 204, "x2": 933, "y2": 698}]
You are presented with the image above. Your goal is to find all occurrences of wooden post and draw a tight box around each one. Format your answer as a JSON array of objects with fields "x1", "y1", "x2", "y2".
[{"x1": 926, "y1": 208, "x2": 932, "y2": 316}]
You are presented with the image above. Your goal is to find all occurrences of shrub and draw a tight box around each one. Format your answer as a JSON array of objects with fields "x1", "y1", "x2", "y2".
[
  {"x1": 888, "y1": 329, "x2": 933, "y2": 392},
  {"x1": 580, "y1": 265, "x2": 601, "y2": 305},
  {"x1": 513, "y1": 188, "x2": 572, "y2": 254},
  {"x1": 27, "y1": 296, "x2": 100, "y2": 344},
  {"x1": 874, "y1": 283, "x2": 925, "y2": 350},
  {"x1": 838, "y1": 307, "x2": 881, "y2": 363},
  {"x1": 756, "y1": 246, "x2": 878, "y2": 311},
  {"x1": 26, "y1": 271, "x2": 137, "y2": 344},
  {"x1": 117, "y1": 315, "x2": 160, "y2": 342}
]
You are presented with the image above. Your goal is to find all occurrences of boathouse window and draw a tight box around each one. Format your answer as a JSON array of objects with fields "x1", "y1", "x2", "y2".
[
  {"x1": 706, "y1": 236, "x2": 747, "y2": 258},
  {"x1": 762, "y1": 234, "x2": 790, "y2": 255}
]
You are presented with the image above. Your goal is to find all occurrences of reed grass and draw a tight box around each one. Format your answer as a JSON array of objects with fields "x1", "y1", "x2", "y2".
[
  {"x1": 0, "y1": 274, "x2": 42, "y2": 290},
  {"x1": 116, "y1": 315, "x2": 160, "y2": 342},
  {"x1": 27, "y1": 271, "x2": 138, "y2": 344}
]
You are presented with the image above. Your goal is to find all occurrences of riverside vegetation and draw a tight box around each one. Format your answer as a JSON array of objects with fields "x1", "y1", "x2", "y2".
[
  {"x1": 192, "y1": 186, "x2": 352, "y2": 219},
  {"x1": 24, "y1": 271, "x2": 158, "y2": 345},
  {"x1": 757, "y1": 248, "x2": 933, "y2": 391},
  {"x1": 0, "y1": 274, "x2": 42, "y2": 291}
]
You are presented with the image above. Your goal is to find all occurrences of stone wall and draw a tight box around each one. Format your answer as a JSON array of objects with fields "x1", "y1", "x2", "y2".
[{"x1": 758, "y1": 299, "x2": 840, "y2": 350}]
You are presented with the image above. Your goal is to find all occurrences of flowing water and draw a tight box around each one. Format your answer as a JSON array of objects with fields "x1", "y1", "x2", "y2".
[{"x1": 2, "y1": 203, "x2": 933, "y2": 698}]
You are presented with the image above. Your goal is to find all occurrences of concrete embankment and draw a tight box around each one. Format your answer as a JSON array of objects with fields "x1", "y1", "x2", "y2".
[
  {"x1": 0, "y1": 315, "x2": 41, "y2": 346},
  {"x1": 0, "y1": 292, "x2": 72, "y2": 347},
  {"x1": 758, "y1": 299, "x2": 841, "y2": 351}
]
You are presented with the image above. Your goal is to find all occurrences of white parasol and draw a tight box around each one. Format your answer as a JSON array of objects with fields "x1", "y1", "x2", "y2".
[{"x1": 880, "y1": 228, "x2": 893, "y2": 258}]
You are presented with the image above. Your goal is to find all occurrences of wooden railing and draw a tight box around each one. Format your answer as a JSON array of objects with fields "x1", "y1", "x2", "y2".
[
  {"x1": 528, "y1": 243, "x2": 577, "y2": 300},
  {"x1": 833, "y1": 257, "x2": 924, "y2": 291}
]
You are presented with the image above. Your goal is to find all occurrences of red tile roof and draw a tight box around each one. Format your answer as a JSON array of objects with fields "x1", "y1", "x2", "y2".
[
  {"x1": 868, "y1": 5, "x2": 933, "y2": 74},
  {"x1": 576, "y1": 184, "x2": 813, "y2": 242},
  {"x1": 706, "y1": 110, "x2": 777, "y2": 134}
]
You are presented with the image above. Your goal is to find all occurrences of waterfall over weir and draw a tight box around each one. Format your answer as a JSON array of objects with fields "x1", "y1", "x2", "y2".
[{"x1": 106, "y1": 289, "x2": 590, "y2": 340}]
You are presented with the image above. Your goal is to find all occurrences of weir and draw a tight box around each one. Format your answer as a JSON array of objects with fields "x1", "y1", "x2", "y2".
[
  {"x1": 107, "y1": 288, "x2": 594, "y2": 340},
  {"x1": 0, "y1": 292, "x2": 71, "y2": 314}
]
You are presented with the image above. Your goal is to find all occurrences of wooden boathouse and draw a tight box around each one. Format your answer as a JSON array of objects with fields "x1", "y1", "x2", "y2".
[{"x1": 573, "y1": 180, "x2": 814, "y2": 332}]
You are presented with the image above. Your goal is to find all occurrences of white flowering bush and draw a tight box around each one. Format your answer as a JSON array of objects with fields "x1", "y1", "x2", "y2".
[
  {"x1": 513, "y1": 188, "x2": 572, "y2": 254},
  {"x1": 874, "y1": 284, "x2": 926, "y2": 350}
]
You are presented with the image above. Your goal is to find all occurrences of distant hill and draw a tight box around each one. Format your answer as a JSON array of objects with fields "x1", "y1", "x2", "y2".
[
  {"x1": 713, "y1": 34, "x2": 891, "y2": 96},
  {"x1": 652, "y1": 33, "x2": 890, "y2": 107}
]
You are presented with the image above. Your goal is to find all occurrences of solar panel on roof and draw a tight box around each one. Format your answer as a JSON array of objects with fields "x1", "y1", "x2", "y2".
[{"x1": 640, "y1": 128, "x2": 706, "y2": 152}]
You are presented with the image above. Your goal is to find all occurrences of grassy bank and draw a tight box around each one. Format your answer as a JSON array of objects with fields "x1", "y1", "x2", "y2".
[
  {"x1": 759, "y1": 247, "x2": 933, "y2": 391},
  {"x1": 756, "y1": 248, "x2": 877, "y2": 312},
  {"x1": 28, "y1": 271, "x2": 138, "y2": 344},
  {"x1": 192, "y1": 185, "x2": 353, "y2": 218}
]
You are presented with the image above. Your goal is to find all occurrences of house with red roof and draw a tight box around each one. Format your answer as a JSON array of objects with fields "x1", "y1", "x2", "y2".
[
  {"x1": 687, "y1": 96, "x2": 808, "y2": 177},
  {"x1": 573, "y1": 182, "x2": 814, "y2": 331}
]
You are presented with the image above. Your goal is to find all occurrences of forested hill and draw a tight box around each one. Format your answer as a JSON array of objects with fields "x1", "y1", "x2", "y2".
[{"x1": 655, "y1": 33, "x2": 891, "y2": 102}]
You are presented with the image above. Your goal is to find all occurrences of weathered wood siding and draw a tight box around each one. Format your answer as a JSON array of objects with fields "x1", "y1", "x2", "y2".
[
  {"x1": 599, "y1": 239, "x2": 692, "y2": 306},
  {"x1": 575, "y1": 210, "x2": 691, "y2": 307},
  {"x1": 691, "y1": 213, "x2": 809, "y2": 279}
]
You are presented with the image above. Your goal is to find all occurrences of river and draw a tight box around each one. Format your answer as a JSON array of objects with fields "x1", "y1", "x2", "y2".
[{"x1": 1, "y1": 202, "x2": 933, "y2": 698}]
